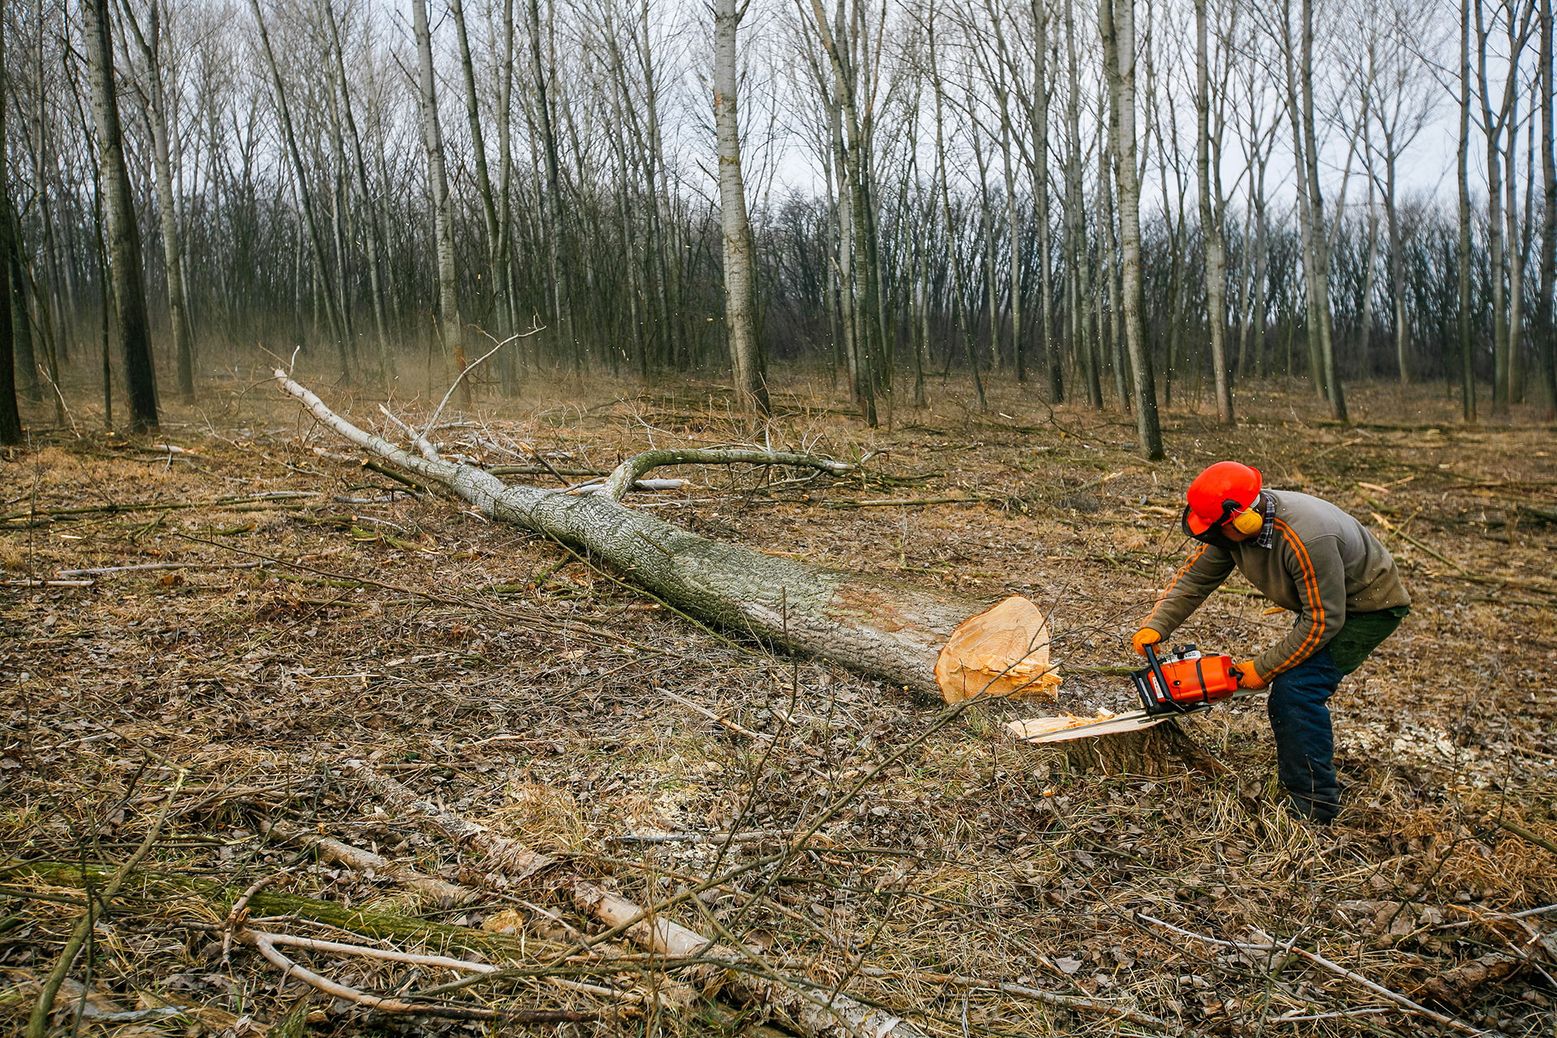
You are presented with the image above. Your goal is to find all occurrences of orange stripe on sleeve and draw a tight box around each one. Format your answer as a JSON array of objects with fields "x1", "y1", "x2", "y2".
[{"x1": 1269, "y1": 518, "x2": 1325, "y2": 673}]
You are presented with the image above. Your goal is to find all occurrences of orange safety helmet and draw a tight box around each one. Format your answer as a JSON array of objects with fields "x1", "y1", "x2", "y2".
[{"x1": 1181, "y1": 461, "x2": 1263, "y2": 538}]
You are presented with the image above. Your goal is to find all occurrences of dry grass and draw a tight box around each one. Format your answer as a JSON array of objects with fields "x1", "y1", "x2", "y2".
[{"x1": 1, "y1": 365, "x2": 1553, "y2": 1036}]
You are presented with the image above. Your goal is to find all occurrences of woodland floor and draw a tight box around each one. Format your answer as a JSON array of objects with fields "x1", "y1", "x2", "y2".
[{"x1": 1, "y1": 365, "x2": 1554, "y2": 1037}]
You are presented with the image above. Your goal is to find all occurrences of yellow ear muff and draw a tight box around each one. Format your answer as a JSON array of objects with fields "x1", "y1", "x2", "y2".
[{"x1": 1229, "y1": 505, "x2": 1264, "y2": 536}]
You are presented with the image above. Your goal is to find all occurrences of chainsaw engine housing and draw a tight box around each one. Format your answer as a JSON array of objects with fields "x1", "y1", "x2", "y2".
[{"x1": 1132, "y1": 645, "x2": 1241, "y2": 715}]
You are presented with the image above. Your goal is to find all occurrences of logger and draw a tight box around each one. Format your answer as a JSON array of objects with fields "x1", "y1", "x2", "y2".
[{"x1": 1014, "y1": 461, "x2": 1412, "y2": 824}]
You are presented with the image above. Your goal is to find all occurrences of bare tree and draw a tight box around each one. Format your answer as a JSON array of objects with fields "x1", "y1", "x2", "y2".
[
  {"x1": 248, "y1": 0, "x2": 349, "y2": 378},
  {"x1": 84, "y1": 0, "x2": 158, "y2": 430},
  {"x1": 1195, "y1": 0, "x2": 1232, "y2": 422},
  {"x1": 1474, "y1": 0, "x2": 1537, "y2": 415},
  {"x1": 450, "y1": 0, "x2": 511, "y2": 368},
  {"x1": 1099, "y1": 0, "x2": 1163, "y2": 458},
  {"x1": 1062, "y1": 0, "x2": 1102, "y2": 408},
  {"x1": 1458, "y1": 0, "x2": 1478, "y2": 420},
  {"x1": 0, "y1": 12, "x2": 21, "y2": 445},
  {"x1": 1537, "y1": 0, "x2": 1557, "y2": 413},
  {"x1": 322, "y1": 0, "x2": 392, "y2": 383},
  {"x1": 1294, "y1": 0, "x2": 1346, "y2": 419},
  {"x1": 714, "y1": 0, "x2": 770, "y2": 414},
  {"x1": 118, "y1": 0, "x2": 194, "y2": 401},
  {"x1": 1362, "y1": 0, "x2": 1438, "y2": 384},
  {"x1": 412, "y1": 0, "x2": 468, "y2": 405}
]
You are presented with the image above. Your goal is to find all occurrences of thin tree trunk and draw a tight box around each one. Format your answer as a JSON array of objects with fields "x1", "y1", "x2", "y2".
[
  {"x1": 1476, "y1": 0, "x2": 1512, "y2": 415},
  {"x1": 1196, "y1": 0, "x2": 1232, "y2": 423},
  {"x1": 713, "y1": 0, "x2": 769, "y2": 414},
  {"x1": 1359, "y1": 180, "x2": 1381, "y2": 379},
  {"x1": 119, "y1": 0, "x2": 193, "y2": 402},
  {"x1": 0, "y1": 50, "x2": 20, "y2": 445},
  {"x1": 84, "y1": 0, "x2": 157, "y2": 431},
  {"x1": 495, "y1": 0, "x2": 520, "y2": 384},
  {"x1": 1384, "y1": 150, "x2": 1411, "y2": 383},
  {"x1": 1064, "y1": 0, "x2": 1101, "y2": 409},
  {"x1": 450, "y1": 0, "x2": 508, "y2": 352},
  {"x1": 322, "y1": 0, "x2": 392, "y2": 384},
  {"x1": 1458, "y1": 0, "x2": 1477, "y2": 421},
  {"x1": 248, "y1": 0, "x2": 348, "y2": 379},
  {"x1": 928, "y1": 0, "x2": 983, "y2": 412},
  {"x1": 412, "y1": 0, "x2": 468, "y2": 406},
  {"x1": 1032, "y1": 0, "x2": 1060, "y2": 401},
  {"x1": 1538, "y1": 0, "x2": 1557, "y2": 414},
  {"x1": 1504, "y1": 79, "x2": 1526, "y2": 404},
  {"x1": 529, "y1": 0, "x2": 573, "y2": 367},
  {"x1": 1099, "y1": 0, "x2": 1163, "y2": 458},
  {"x1": 1299, "y1": 0, "x2": 1346, "y2": 419},
  {"x1": 5, "y1": 225, "x2": 39, "y2": 403}
]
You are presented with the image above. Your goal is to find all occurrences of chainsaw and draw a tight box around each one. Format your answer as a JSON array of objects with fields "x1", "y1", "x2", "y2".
[{"x1": 1008, "y1": 644, "x2": 1255, "y2": 744}]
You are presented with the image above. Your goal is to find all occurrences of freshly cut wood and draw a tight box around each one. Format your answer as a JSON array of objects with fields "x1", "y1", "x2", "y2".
[
  {"x1": 276, "y1": 372, "x2": 1060, "y2": 705},
  {"x1": 935, "y1": 596, "x2": 1062, "y2": 702},
  {"x1": 1006, "y1": 711, "x2": 1128, "y2": 740}
]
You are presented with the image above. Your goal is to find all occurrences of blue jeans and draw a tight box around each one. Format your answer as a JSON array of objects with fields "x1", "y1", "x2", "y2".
[
  {"x1": 1267, "y1": 648, "x2": 1344, "y2": 822},
  {"x1": 1266, "y1": 608, "x2": 1407, "y2": 822}
]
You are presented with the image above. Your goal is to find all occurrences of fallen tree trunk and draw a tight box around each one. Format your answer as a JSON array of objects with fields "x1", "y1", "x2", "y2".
[{"x1": 275, "y1": 372, "x2": 1058, "y2": 704}]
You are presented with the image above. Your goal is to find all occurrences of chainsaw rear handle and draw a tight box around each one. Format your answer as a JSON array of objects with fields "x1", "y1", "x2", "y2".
[{"x1": 1141, "y1": 643, "x2": 1190, "y2": 714}]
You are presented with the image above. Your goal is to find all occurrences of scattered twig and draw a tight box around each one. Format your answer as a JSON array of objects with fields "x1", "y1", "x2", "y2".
[
  {"x1": 244, "y1": 929, "x2": 496, "y2": 974},
  {"x1": 2, "y1": 491, "x2": 314, "y2": 526},
  {"x1": 237, "y1": 928, "x2": 546, "y2": 1021},
  {"x1": 854, "y1": 966, "x2": 1167, "y2": 1028},
  {"x1": 572, "y1": 477, "x2": 688, "y2": 495},
  {"x1": 379, "y1": 404, "x2": 441, "y2": 461},
  {"x1": 222, "y1": 872, "x2": 287, "y2": 963},
  {"x1": 575, "y1": 882, "x2": 926, "y2": 1038},
  {"x1": 418, "y1": 327, "x2": 542, "y2": 446},
  {"x1": 824, "y1": 495, "x2": 995, "y2": 509},
  {"x1": 265, "y1": 820, "x2": 474, "y2": 906},
  {"x1": 26, "y1": 767, "x2": 188, "y2": 1038},
  {"x1": 362, "y1": 459, "x2": 430, "y2": 495},
  {"x1": 4, "y1": 578, "x2": 95, "y2": 588},
  {"x1": 1135, "y1": 912, "x2": 1491, "y2": 1037},
  {"x1": 55, "y1": 561, "x2": 263, "y2": 578},
  {"x1": 1494, "y1": 817, "x2": 1557, "y2": 857}
]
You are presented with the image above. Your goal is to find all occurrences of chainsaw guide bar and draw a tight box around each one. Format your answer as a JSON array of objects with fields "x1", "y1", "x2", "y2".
[{"x1": 1007, "y1": 689, "x2": 1263, "y2": 744}]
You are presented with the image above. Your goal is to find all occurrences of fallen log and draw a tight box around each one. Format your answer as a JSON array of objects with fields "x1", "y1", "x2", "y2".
[{"x1": 275, "y1": 371, "x2": 1059, "y2": 705}]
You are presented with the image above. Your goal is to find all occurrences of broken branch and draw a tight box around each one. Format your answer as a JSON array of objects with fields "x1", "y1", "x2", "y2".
[{"x1": 601, "y1": 448, "x2": 853, "y2": 501}]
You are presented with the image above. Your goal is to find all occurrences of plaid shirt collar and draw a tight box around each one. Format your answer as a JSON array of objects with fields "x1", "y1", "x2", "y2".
[{"x1": 1254, "y1": 492, "x2": 1276, "y2": 549}]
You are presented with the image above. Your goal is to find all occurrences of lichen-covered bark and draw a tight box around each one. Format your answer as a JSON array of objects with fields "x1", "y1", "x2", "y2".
[{"x1": 277, "y1": 373, "x2": 1015, "y2": 700}]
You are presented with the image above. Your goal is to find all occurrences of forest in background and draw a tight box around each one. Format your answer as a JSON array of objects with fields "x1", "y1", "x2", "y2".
[
  {"x1": 5, "y1": 2, "x2": 1557, "y2": 1031},
  {"x1": 1, "y1": 0, "x2": 1555, "y2": 453}
]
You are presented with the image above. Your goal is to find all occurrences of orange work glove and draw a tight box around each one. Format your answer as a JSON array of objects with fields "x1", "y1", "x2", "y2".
[
  {"x1": 1130, "y1": 627, "x2": 1163, "y2": 657},
  {"x1": 1234, "y1": 659, "x2": 1267, "y2": 690}
]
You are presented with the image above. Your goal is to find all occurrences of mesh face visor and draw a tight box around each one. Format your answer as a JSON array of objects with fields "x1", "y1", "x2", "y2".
[{"x1": 1181, "y1": 498, "x2": 1242, "y2": 543}]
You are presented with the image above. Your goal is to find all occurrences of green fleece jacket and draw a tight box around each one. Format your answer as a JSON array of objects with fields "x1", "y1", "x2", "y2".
[{"x1": 1145, "y1": 489, "x2": 1411, "y2": 678}]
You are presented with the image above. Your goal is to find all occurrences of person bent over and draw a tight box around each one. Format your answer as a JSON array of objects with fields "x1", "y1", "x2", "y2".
[{"x1": 1132, "y1": 461, "x2": 1410, "y2": 822}]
